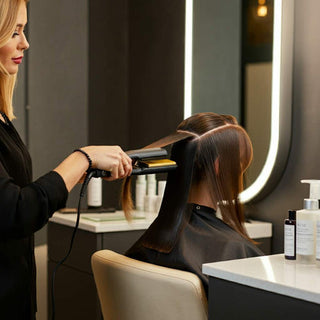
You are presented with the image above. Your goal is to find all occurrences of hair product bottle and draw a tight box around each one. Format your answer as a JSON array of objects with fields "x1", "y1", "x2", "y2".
[
  {"x1": 87, "y1": 177, "x2": 102, "y2": 208},
  {"x1": 284, "y1": 210, "x2": 296, "y2": 260},
  {"x1": 144, "y1": 174, "x2": 157, "y2": 213},
  {"x1": 135, "y1": 175, "x2": 146, "y2": 212},
  {"x1": 147, "y1": 174, "x2": 157, "y2": 196},
  {"x1": 296, "y1": 180, "x2": 320, "y2": 264}
]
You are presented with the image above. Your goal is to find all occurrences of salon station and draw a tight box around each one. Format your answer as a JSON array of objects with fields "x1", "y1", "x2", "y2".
[{"x1": 12, "y1": 0, "x2": 320, "y2": 319}]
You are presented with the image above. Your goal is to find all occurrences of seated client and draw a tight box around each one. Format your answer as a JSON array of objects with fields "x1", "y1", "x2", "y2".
[{"x1": 122, "y1": 112, "x2": 263, "y2": 296}]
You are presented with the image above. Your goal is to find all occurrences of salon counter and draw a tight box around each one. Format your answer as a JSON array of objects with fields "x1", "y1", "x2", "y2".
[
  {"x1": 49, "y1": 211, "x2": 272, "y2": 236},
  {"x1": 49, "y1": 210, "x2": 157, "y2": 233},
  {"x1": 202, "y1": 254, "x2": 320, "y2": 319},
  {"x1": 48, "y1": 211, "x2": 272, "y2": 320}
]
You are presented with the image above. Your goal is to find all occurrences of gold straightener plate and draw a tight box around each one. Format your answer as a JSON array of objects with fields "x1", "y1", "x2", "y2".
[{"x1": 139, "y1": 159, "x2": 176, "y2": 168}]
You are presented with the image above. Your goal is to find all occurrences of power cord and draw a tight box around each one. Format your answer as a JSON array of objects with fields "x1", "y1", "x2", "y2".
[{"x1": 50, "y1": 169, "x2": 106, "y2": 320}]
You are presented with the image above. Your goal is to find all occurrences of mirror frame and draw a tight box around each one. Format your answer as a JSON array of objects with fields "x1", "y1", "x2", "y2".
[{"x1": 184, "y1": 0, "x2": 294, "y2": 203}]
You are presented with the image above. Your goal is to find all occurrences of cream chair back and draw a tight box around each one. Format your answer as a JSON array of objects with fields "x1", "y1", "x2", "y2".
[{"x1": 91, "y1": 250, "x2": 208, "y2": 320}]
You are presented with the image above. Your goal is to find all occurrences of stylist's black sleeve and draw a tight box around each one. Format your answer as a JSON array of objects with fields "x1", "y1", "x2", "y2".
[{"x1": 0, "y1": 163, "x2": 68, "y2": 238}]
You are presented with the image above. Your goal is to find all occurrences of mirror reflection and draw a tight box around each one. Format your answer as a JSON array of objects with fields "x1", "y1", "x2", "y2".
[{"x1": 190, "y1": 0, "x2": 274, "y2": 188}]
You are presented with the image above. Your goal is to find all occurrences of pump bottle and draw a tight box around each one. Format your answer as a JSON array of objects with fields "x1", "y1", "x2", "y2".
[{"x1": 296, "y1": 180, "x2": 320, "y2": 264}]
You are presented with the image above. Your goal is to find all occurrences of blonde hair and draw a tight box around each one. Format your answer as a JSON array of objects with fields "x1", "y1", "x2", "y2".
[{"x1": 0, "y1": 0, "x2": 28, "y2": 120}]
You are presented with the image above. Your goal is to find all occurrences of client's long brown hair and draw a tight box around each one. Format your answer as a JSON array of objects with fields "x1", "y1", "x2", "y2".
[
  {"x1": 121, "y1": 112, "x2": 254, "y2": 248},
  {"x1": 178, "y1": 113, "x2": 253, "y2": 240}
]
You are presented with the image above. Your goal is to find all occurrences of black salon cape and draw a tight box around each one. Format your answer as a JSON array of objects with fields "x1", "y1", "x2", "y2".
[
  {"x1": 0, "y1": 116, "x2": 68, "y2": 319},
  {"x1": 126, "y1": 203, "x2": 263, "y2": 296}
]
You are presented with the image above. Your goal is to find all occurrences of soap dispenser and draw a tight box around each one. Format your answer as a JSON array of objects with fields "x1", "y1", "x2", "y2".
[{"x1": 296, "y1": 180, "x2": 320, "y2": 264}]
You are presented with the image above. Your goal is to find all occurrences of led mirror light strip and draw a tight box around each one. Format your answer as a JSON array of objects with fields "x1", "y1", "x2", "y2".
[
  {"x1": 239, "y1": 0, "x2": 282, "y2": 202},
  {"x1": 183, "y1": 0, "x2": 284, "y2": 203},
  {"x1": 184, "y1": 0, "x2": 193, "y2": 119}
]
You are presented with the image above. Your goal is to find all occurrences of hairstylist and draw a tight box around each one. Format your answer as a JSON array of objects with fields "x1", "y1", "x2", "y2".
[{"x1": 0, "y1": 0, "x2": 132, "y2": 319}]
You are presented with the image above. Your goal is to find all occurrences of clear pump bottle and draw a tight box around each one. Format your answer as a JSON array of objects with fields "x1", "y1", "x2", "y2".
[{"x1": 296, "y1": 180, "x2": 320, "y2": 264}]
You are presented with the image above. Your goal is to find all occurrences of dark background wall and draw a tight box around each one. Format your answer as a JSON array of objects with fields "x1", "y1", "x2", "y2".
[
  {"x1": 11, "y1": 0, "x2": 320, "y2": 252},
  {"x1": 88, "y1": 0, "x2": 185, "y2": 209},
  {"x1": 127, "y1": 0, "x2": 185, "y2": 148},
  {"x1": 24, "y1": 0, "x2": 88, "y2": 245},
  {"x1": 88, "y1": 0, "x2": 129, "y2": 209}
]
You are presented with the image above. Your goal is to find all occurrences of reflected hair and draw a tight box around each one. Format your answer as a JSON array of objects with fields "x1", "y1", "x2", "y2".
[
  {"x1": 0, "y1": 0, "x2": 28, "y2": 120},
  {"x1": 121, "y1": 112, "x2": 254, "y2": 250}
]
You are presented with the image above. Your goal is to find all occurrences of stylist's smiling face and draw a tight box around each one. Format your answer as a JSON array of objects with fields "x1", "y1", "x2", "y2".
[{"x1": 0, "y1": 3, "x2": 29, "y2": 75}]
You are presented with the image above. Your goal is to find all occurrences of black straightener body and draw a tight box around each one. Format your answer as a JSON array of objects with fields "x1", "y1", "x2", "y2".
[{"x1": 89, "y1": 147, "x2": 177, "y2": 178}]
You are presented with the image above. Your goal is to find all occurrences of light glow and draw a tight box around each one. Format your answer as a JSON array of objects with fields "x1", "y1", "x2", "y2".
[
  {"x1": 257, "y1": 5, "x2": 268, "y2": 17},
  {"x1": 184, "y1": 0, "x2": 193, "y2": 119},
  {"x1": 261, "y1": 256, "x2": 276, "y2": 282}
]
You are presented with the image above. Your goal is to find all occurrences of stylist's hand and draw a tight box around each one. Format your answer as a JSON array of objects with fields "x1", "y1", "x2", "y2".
[{"x1": 81, "y1": 145, "x2": 132, "y2": 180}]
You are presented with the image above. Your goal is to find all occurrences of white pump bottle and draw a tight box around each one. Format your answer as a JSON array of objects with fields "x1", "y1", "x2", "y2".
[{"x1": 296, "y1": 179, "x2": 320, "y2": 264}]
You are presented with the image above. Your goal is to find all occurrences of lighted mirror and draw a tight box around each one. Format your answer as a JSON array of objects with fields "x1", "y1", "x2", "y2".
[{"x1": 184, "y1": 0, "x2": 294, "y2": 202}]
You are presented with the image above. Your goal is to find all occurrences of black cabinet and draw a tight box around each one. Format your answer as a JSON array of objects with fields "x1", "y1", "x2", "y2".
[
  {"x1": 47, "y1": 222, "x2": 145, "y2": 320},
  {"x1": 208, "y1": 277, "x2": 320, "y2": 320}
]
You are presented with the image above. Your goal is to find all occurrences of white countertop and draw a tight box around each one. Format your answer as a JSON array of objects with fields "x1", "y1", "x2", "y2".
[
  {"x1": 50, "y1": 211, "x2": 272, "y2": 238},
  {"x1": 50, "y1": 211, "x2": 157, "y2": 233},
  {"x1": 202, "y1": 254, "x2": 320, "y2": 304}
]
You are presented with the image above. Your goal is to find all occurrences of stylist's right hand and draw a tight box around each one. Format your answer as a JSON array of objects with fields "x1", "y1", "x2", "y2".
[{"x1": 81, "y1": 145, "x2": 132, "y2": 180}]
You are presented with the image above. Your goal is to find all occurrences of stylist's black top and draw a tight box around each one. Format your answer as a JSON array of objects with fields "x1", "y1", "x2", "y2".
[
  {"x1": 0, "y1": 114, "x2": 68, "y2": 319},
  {"x1": 126, "y1": 204, "x2": 263, "y2": 296}
]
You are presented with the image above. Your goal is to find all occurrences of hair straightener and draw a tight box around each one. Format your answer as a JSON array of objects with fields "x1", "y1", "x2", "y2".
[{"x1": 88, "y1": 147, "x2": 177, "y2": 180}]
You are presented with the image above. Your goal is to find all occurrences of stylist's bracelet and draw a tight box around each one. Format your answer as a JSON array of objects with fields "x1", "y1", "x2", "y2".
[{"x1": 73, "y1": 149, "x2": 92, "y2": 171}]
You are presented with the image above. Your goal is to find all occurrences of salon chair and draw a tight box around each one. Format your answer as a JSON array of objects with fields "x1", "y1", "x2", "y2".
[{"x1": 91, "y1": 250, "x2": 208, "y2": 320}]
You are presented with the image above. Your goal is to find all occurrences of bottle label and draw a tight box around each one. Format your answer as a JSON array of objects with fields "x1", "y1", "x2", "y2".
[
  {"x1": 284, "y1": 224, "x2": 295, "y2": 257},
  {"x1": 316, "y1": 221, "x2": 320, "y2": 260},
  {"x1": 296, "y1": 220, "x2": 314, "y2": 255}
]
